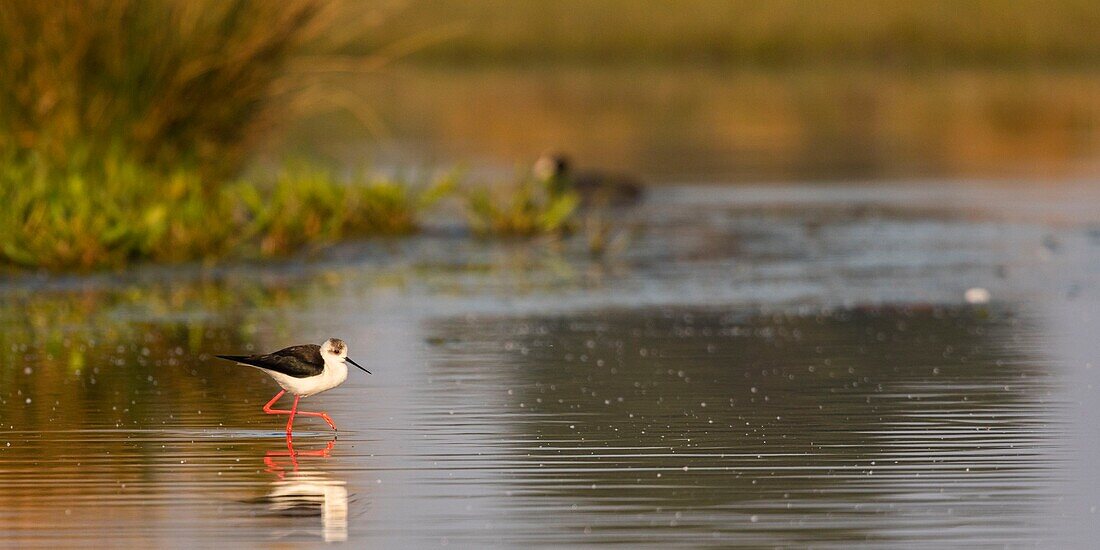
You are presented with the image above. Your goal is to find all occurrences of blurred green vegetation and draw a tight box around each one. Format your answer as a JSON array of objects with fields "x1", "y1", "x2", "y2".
[
  {"x1": 0, "y1": 153, "x2": 435, "y2": 270},
  {"x1": 352, "y1": 0, "x2": 1100, "y2": 68},
  {"x1": 0, "y1": 0, "x2": 326, "y2": 178},
  {"x1": 465, "y1": 177, "x2": 580, "y2": 238}
]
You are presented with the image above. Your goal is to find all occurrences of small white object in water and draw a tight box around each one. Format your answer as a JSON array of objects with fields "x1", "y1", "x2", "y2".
[{"x1": 965, "y1": 287, "x2": 991, "y2": 304}]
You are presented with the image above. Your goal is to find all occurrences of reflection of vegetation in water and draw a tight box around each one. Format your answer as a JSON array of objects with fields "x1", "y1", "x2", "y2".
[
  {"x1": 427, "y1": 306, "x2": 1054, "y2": 540},
  {"x1": 0, "y1": 321, "x2": 244, "y2": 429},
  {"x1": 0, "y1": 315, "x2": 259, "y2": 518}
]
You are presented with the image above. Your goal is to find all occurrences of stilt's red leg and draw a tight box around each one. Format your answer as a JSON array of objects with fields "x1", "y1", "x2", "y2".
[
  {"x1": 263, "y1": 390, "x2": 290, "y2": 414},
  {"x1": 286, "y1": 395, "x2": 300, "y2": 438},
  {"x1": 266, "y1": 390, "x2": 337, "y2": 432},
  {"x1": 295, "y1": 410, "x2": 338, "y2": 431}
]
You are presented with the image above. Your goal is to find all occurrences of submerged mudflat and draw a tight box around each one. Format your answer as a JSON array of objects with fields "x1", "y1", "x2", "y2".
[{"x1": 1, "y1": 183, "x2": 1097, "y2": 546}]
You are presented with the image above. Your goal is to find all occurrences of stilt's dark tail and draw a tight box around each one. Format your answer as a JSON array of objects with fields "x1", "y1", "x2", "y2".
[{"x1": 216, "y1": 354, "x2": 248, "y2": 362}]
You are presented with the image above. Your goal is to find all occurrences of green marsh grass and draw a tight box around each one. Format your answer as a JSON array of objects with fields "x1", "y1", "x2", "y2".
[
  {"x1": 0, "y1": 155, "x2": 434, "y2": 270},
  {"x1": 464, "y1": 176, "x2": 580, "y2": 238}
]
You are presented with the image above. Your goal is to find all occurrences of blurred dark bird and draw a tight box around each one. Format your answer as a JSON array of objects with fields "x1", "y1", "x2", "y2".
[
  {"x1": 534, "y1": 152, "x2": 644, "y2": 206},
  {"x1": 217, "y1": 338, "x2": 370, "y2": 437}
]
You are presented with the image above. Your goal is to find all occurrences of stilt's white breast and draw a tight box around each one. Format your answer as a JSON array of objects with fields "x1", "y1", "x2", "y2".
[{"x1": 260, "y1": 360, "x2": 348, "y2": 397}]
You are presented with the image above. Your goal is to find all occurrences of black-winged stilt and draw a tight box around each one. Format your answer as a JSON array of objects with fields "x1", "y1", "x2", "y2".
[{"x1": 217, "y1": 338, "x2": 370, "y2": 437}]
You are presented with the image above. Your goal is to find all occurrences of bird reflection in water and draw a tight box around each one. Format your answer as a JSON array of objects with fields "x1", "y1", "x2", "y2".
[{"x1": 256, "y1": 436, "x2": 349, "y2": 542}]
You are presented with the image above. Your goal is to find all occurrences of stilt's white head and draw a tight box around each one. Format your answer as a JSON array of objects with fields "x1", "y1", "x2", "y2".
[
  {"x1": 321, "y1": 338, "x2": 371, "y2": 374},
  {"x1": 321, "y1": 338, "x2": 347, "y2": 359}
]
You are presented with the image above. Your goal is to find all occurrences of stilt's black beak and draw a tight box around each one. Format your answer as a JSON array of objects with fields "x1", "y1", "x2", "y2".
[{"x1": 347, "y1": 357, "x2": 371, "y2": 375}]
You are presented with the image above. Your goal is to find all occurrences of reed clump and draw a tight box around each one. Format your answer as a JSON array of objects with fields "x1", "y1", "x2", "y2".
[{"x1": 0, "y1": 0, "x2": 326, "y2": 179}]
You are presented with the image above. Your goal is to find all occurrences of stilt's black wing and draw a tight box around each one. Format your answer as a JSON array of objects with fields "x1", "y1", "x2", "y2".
[{"x1": 216, "y1": 344, "x2": 324, "y2": 378}]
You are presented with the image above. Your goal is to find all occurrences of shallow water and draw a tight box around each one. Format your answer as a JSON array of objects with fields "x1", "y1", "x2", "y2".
[{"x1": 2, "y1": 184, "x2": 1099, "y2": 547}]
